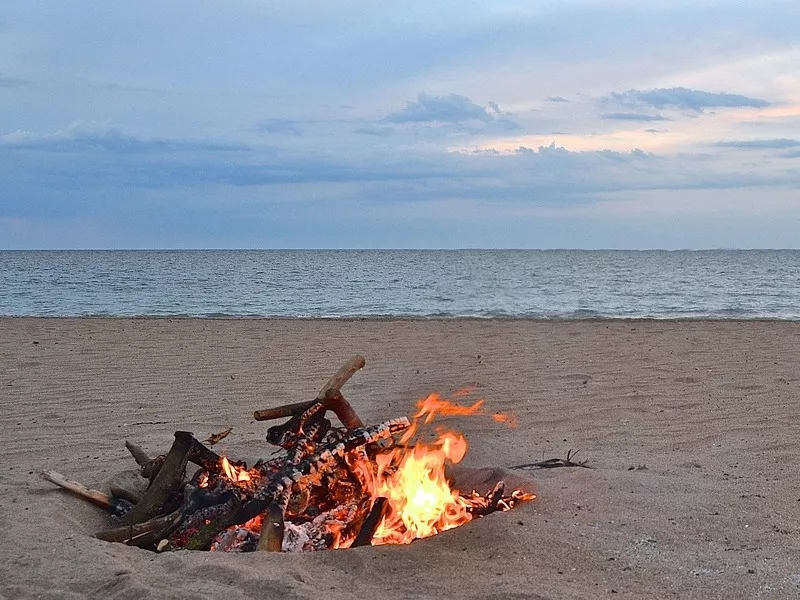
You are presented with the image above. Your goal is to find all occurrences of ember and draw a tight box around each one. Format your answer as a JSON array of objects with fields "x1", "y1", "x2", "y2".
[{"x1": 42, "y1": 356, "x2": 534, "y2": 552}]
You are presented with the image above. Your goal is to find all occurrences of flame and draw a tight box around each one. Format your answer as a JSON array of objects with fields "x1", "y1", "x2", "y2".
[
  {"x1": 220, "y1": 456, "x2": 251, "y2": 483},
  {"x1": 205, "y1": 393, "x2": 531, "y2": 551},
  {"x1": 350, "y1": 393, "x2": 529, "y2": 546},
  {"x1": 369, "y1": 430, "x2": 472, "y2": 545}
]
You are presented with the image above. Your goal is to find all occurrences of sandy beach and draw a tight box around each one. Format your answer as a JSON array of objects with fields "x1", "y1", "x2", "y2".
[{"x1": 2, "y1": 317, "x2": 799, "y2": 599}]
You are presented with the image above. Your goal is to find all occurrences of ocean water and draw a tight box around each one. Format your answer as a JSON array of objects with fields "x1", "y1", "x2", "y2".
[{"x1": 0, "y1": 250, "x2": 798, "y2": 319}]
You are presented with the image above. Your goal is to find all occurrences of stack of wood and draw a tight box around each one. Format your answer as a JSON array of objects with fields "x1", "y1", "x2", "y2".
[{"x1": 41, "y1": 356, "x2": 526, "y2": 552}]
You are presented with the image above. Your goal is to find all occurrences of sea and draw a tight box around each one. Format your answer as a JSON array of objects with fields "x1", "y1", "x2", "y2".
[{"x1": 0, "y1": 250, "x2": 798, "y2": 319}]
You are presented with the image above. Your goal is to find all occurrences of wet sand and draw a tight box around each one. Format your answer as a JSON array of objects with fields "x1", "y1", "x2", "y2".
[{"x1": 1, "y1": 317, "x2": 799, "y2": 599}]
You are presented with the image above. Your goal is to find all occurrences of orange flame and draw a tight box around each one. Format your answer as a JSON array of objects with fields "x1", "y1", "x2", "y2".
[
  {"x1": 349, "y1": 393, "x2": 530, "y2": 546},
  {"x1": 220, "y1": 456, "x2": 251, "y2": 483}
]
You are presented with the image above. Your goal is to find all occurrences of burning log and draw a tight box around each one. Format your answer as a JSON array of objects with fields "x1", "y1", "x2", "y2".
[
  {"x1": 185, "y1": 418, "x2": 411, "y2": 550},
  {"x1": 40, "y1": 470, "x2": 132, "y2": 517},
  {"x1": 256, "y1": 498, "x2": 286, "y2": 552}
]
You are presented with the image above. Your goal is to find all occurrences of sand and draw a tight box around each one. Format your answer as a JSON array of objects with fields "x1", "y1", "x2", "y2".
[{"x1": 1, "y1": 317, "x2": 799, "y2": 599}]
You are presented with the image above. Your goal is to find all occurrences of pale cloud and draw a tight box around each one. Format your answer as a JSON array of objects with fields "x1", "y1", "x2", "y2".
[
  {"x1": 600, "y1": 113, "x2": 672, "y2": 122},
  {"x1": 385, "y1": 93, "x2": 518, "y2": 131},
  {"x1": 605, "y1": 87, "x2": 771, "y2": 112}
]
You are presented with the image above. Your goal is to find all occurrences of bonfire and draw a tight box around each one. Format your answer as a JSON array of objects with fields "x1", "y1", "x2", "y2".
[{"x1": 41, "y1": 356, "x2": 534, "y2": 552}]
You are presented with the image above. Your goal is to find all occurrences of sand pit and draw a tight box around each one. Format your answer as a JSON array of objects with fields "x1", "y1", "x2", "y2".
[{"x1": 2, "y1": 317, "x2": 799, "y2": 598}]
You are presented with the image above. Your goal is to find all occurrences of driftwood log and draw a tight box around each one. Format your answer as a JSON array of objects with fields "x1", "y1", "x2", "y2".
[
  {"x1": 40, "y1": 470, "x2": 131, "y2": 517},
  {"x1": 254, "y1": 355, "x2": 365, "y2": 427},
  {"x1": 95, "y1": 510, "x2": 182, "y2": 546},
  {"x1": 122, "y1": 432, "x2": 194, "y2": 526}
]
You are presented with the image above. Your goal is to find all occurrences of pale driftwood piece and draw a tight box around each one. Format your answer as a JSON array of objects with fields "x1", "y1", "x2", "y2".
[
  {"x1": 352, "y1": 497, "x2": 388, "y2": 548},
  {"x1": 125, "y1": 441, "x2": 152, "y2": 467},
  {"x1": 125, "y1": 441, "x2": 166, "y2": 480},
  {"x1": 253, "y1": 355, "x2": 366, "y2": 422},
  {"x1": 40, "y1": 470, "x2": 130, "y2": 516},
  {"x1": 253, "y1": 400, "x2": 318, "y2": 422},
  {"x1": 95, "y1": 509, "x2": 182, "y2": 547},
  {"x1": 315, "y1": 355, "x2": 366, "y2": 400},
  {"x1": 256, "y1": 500, "x2": 286, "y2": 552},
  {"x1": 122, "y1": 431, "x2": 193, "y2": 526}
]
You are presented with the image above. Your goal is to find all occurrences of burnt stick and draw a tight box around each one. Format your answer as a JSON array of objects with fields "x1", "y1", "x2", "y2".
[
  {"x1": 351, "y1": 497, "x2": 388, "y2": 548},
  {"x1": 124, "y1": 441, "x2": 151, "y2": 467},
  {"x1": 256, "y1": 495, "x2": 288, "y2": 552}
]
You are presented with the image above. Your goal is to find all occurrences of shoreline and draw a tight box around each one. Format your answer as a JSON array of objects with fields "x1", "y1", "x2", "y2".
[{"x1": 3, "y1": 314, "x2": 800, "y2": 322}]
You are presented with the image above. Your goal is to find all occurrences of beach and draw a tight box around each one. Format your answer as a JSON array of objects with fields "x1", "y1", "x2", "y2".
[{"x1": 2, "y1": 317, "x2": 799, "y2": 599}]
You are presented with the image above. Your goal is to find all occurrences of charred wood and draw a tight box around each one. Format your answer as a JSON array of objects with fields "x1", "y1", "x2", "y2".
[
  {"x1": 95, "y1": 509, "x2": 182, "y2": 547},
  {"x1": 352, "y1": 497, "x2": 388, "y2": 548},
  {"x1": 121, "y1": 431, "x2": 194, "y2": 526},
  {"x1": 256, "y1": 496, "x2": 287, "y2": 552},
  {"x1": 185, "y1": 418, "x2": 410, "y2": 551}
]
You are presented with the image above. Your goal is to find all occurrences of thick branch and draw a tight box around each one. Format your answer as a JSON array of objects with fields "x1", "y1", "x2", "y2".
[
  {"x1": 253, "y1": 355, "x2": 366, "y2": 422},
  {"x1": 323, "y1": 389, "x2": 364, "y2": 429},
  {"x1": 315, "y1": 355, "x2": 366, "y2": 400},
  {"x1": 95, "y1": 509, "x2": 182, "y2": 547},
  {"x1": 256, "y1": 498, "x2": 286, "y2": 552},
  {"x1": 121, "y1": 431, "x2": 193, "y2": 526}
]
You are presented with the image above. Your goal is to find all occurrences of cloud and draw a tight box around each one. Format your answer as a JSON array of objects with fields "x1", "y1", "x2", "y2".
[
  {"x1": 352, "y1": 125, "x2": 395, "y2": 137},
  {"x1": 600, "y1": 112, "x2": 672, "y2": 122},
  {"x1": 386, "y1": 93, "x2": 515, "y2": 126},
  {"x1": 606, "y1": 87, "x2": 771, "y2": 113},
  {"x1": 0, "y1": 75, "x2": 33, "y2": 88},
  {"x1": 545, "y1": 96, "x2": 569, "y2": 103},
  {"x1": 715, "y1": 138, "x2": 800, "y2": 149},
  {"x1": 255, "y1": 118, "x2": 305, "y2": 136},
  {"x1": 1, "y1": 122, "x2": 247, "y2": 154}
]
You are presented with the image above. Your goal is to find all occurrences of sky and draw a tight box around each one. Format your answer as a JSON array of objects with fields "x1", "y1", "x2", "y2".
[{"x1": 1, "y1": 1, "x2": 799, "y2": 249}]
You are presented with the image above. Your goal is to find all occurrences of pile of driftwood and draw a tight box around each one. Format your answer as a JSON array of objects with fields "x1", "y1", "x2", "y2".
[{"x1": 42, "y1": 356, "x2": 531, "y2": 552}]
